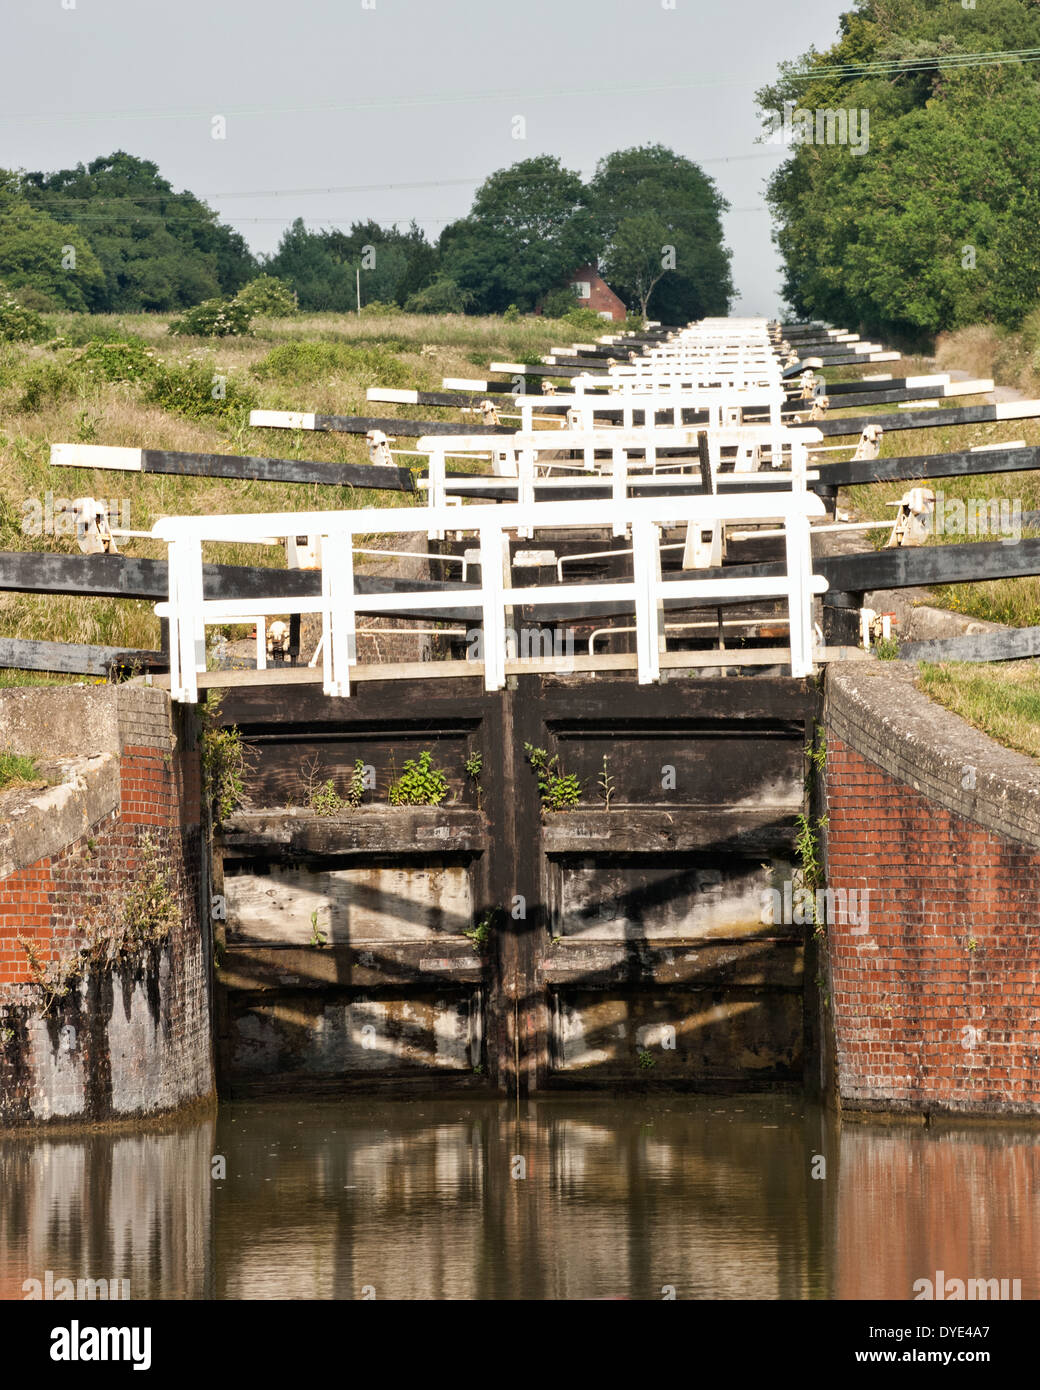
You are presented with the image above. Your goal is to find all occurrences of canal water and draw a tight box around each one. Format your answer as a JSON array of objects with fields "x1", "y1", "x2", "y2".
[{"x1": 1, "y1": 1096, "x2": 1035, "y2": 1300}]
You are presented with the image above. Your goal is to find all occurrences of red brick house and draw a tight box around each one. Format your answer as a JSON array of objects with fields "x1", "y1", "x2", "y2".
[{"x1": 542, "y1": 263, "x2": 628, "y2": 321}]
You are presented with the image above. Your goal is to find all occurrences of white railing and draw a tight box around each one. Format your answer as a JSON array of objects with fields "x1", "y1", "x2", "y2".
[
  {"x1": 418, "y1": 426, "x2": 822, "y2": 538},
  {"x1": 153, "y1": 492, "x2": 828, "y2": 703},
  {"x1": 516, "y1": 387, "x2": 786, "y2": 432}
]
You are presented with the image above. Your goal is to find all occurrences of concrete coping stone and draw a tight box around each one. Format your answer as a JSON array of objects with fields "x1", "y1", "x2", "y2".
[{"x1": 0, "y1": 753, "x2": 120, "y2": 879}]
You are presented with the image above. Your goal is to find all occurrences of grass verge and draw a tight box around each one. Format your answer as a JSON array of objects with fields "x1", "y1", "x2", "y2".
[
  {"x1": 916, "y1": 660, "x2": 1040, "y2": 761},
  {"x1": 0, "y1": 749, "x2": 45, "y2": 791}
]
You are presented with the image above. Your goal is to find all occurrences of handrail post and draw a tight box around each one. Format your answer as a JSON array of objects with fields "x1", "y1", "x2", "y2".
[
  {"x1": 166, "y1": 538, "x2": 183, "y2": 702},
  {"x1": 518, "y1": 450, "x2": 535, "y2": 536},
  {"x1": 429, "y1": 449, "x2": 446, "y2": 539},
  {"x1": 479, "y1": 524, "x2": 508, "y2": 690},
  {"x1": 611, "y1": 448, "x2": 627, "y2": 536},
  {"x1": 631, "y1": 519, "x2": 663, "y2": 684},
  {"x1": 322, "y1": 530, "x2": 356, "y2": 697},
  {"x1": 784, "y1": 507, "x2": 813, "y2": 677}
]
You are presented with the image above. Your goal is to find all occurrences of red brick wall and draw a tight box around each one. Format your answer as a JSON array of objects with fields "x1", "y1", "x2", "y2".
[
  {"x1": 0, "y1": 707, "x2": 201, "y2": 984},
  {"x1": 0, "y1": 686, "x2": 213, "y2": 1125},
  {"x1": 824, "y1": 665, "x2": 1040, "y2": 1117},
  {"x1": 566, "y1": 264, "x2": 627, "y2": 321}
]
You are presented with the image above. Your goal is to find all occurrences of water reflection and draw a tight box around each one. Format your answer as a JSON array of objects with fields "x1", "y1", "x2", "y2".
[{"x1": 0, "y1": 1099, "x2": 1035, "y2": 1300}]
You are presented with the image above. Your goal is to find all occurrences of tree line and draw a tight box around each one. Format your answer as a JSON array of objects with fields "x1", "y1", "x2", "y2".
[
  {"x1": 759, "y1": 0, "x2": 1040, "y2": 339},
  {"x1": 0, "y1": 146, "x2": 733, "y2": 324}
]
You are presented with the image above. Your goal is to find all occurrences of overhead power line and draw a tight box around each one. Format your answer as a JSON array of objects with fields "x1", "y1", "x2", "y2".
[
  {"x1": 12, "y1": 150, "x2": 784, "y2": 210},
  {"x1": 787, "y1": 45, "x2": 1040, "y2": 82},
  {"x1": 1, "y1": 47, "x2": 1036, "y2": 126}
]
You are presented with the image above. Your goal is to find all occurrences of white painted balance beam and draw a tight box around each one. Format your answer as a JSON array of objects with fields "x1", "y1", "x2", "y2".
[
  {"x1": 249, "y1": 410, "x2": 317, "y2": 431},
  {"x1": 51, "y1": 444, "x2": 147, "y2": 470}
]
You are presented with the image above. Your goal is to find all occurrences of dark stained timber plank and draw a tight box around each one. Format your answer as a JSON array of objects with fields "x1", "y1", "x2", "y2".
[
  {"x1": 312, "y1": 414, "x2": 513, "y2": 437},
  {"x1": 141, "y1": 448, "x2": 414, "y2": 491},
  {"x1": 5, "y1": 533, "x2": 1040, "y2": 630},
  {"x1": 817, "y1": 445, "x2": 1040, "y2": 489},
  {"x1": 0, "y1": 637, "x2": 165, "y2": 675},
  {"x1": 816, "y1": 403, "x2": 1040, "y2": 437},
  {"x1": 897, "y1": 626, "x2": 1040, "y2": 663}
]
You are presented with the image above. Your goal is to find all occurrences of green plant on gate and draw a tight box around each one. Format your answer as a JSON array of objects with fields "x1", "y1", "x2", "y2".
[
  {"x1": 464, "y1": 749, "x2": 484, "y2": 809},
  {"x1": 524, "y1": 742, "x2": 582, "y2": 812},
  {"x1": 637, "y1": 1049, "x2": 656, "y2": 1070},
  {"x1": 346, "y1": 758, "x2": 368, "y2": 808},
  {"x1": 387, "y1": 750, "x2": 449, "y2": 806},
  {"x1": 309, "y1": 909, "x2": 328, "y2": 948},
  {"x1": 298, "y1": 750, "x2": 345, "y2": 815},
  {"x1": 598, "y1": 754, "x2": 615, "y2": 811},
  {"x1": 464, "y1": 911, "x2": 494, "y2": 954},
  {"x1": 309, "y1": 780, "x2": 345, "y2": 816}
]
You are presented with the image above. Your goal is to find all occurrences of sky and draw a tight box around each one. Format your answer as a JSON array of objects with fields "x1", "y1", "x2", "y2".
[{"x1": 2, "y1": 0, "x2": 852, "y2": 315}]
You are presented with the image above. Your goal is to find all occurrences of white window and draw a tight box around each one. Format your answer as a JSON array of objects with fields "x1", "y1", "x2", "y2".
[
  {"x1": 598, "y1": 311, "x2": 613, "y2": 321},
  {"x1": 572, "y1": 281, "x2": 591, "y2": 300}
]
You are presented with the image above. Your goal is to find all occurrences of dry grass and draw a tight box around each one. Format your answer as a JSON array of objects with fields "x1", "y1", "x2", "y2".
[
  {"x1": 819, "y1": 348, "x2": 1040, "y2": 627},
  {"x1": 0, "y1": 309, "x2": 568, "y2": 658},
  {"x1": 935, "y1": 324, "x2": 1040, "y2": 398}
]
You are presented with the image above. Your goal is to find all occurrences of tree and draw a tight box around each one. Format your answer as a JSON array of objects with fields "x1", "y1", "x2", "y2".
[
  {"x1": 757, "y1": 0, "x2": 1040, "y2": 335},
  {"x1": 0, "y1": 173, "x2": 105, "y2": 311},
  {"x1": 587, "y1": 146, "x2": 733, "y2": 323},
  {"x1": 265, "y1": 219, "x2": 355, "y2": 311},
  {"x1": 439, "y1": 156, "x2": 598, "y2": 314},
  {"x1": 600, "y1": 213, "x2": 673, "y2": 320},
  {"x1": 19, "y1": 152, "x2": 256, "y2": 312},
  {"x1": 403, "y1": 276, "x2": 473, "y2": 314},
  {"x1": 266, "y1": 219, "x2": 438, "y2": 311}
]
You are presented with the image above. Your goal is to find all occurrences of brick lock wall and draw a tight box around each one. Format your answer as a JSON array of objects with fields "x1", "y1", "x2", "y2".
[
  {"x1": 0, "y1": 685, "x2": 214, "y2": 1126},
  {"x1": 824, "y1": 664, "x2": 1040, "y2": 1117}
]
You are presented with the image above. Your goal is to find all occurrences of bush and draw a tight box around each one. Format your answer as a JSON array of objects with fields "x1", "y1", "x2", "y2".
[
  {"x1": 359, "y1": 300, "x2": 400, "y2": 318},
  {"x1": 51, "y1": 316, "x2": 140, "y2": 348},
  {"x1": 560, "y1": 307, "x2": 614, "y2": 336},
  {"x1": 403, "y1": 276, "x2": 474, "y2": 314},
  {"x1": 169, "y1": 296, "x2": 253, "y2": 338},
  {"x1": 234, "y1": 274, "x2": 297, "y2": 318},
  {"x1": 17, "y1": 359, "x2": 79, "y2": 412},
  {"x1": 541, "y1": 288, "x2": 579, "y2": 318},
  {"x1": 76, "y1": 337, "x2": 155, "y2": 384},
  {"x1": 251, "y1": 340, "x2": 409, "y2": 386},
  {"x1": 145, "y1": 358, "x2": 257, "y2": 419},
  {"x1": 0, "y1": 285, "x2": 50, "y2": 343},
  {"x1": 12, "y1": 286, "x2": 61, "y2": 314},
  {"x1": 503, "y1": 303, "x2": 521, "y2": 322}
]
